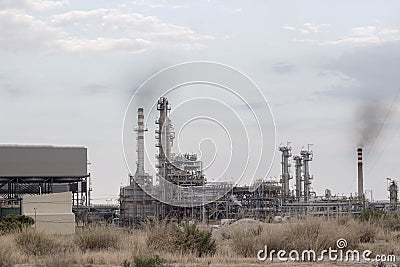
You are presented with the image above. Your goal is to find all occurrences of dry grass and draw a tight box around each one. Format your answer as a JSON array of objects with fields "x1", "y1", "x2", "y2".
[
  {"x1": 15, "y1": 229, "x2": 63, "y2": 256},
  {"x1": 215, "y1": 216, "x2": 387, "y2": 259},
  {"x1": 75, "y1": 226, "x2": 121, "y2": 251},
  {"x1": 0, "y1": 217, "x2": 398, "y2": 266},
  {"x1": 0, "y1": 234, "x2": 17, "y2": 267},
  {"x1": 146, "y1": 220, "x2": 181, "y2": 253}
]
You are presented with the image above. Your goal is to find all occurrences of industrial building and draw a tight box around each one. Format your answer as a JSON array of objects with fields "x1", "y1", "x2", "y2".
[
  {"x1": 0, "y1": 145, "x2": 90, "y2": 227},
  {"x1": 0, "y1": 145, "x2": 89, "y2": 203},
  {"x1": 119, "y1": 97, "x2": 386, "y2": 226}
]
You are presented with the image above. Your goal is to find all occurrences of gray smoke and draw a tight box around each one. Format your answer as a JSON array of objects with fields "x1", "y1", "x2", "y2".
[
  {"x1": 130, "y1": 60, "x2": 175, "y2": 107},
  {"x1": 357, "y1": 101, "x2": 389, "y2": 147}
]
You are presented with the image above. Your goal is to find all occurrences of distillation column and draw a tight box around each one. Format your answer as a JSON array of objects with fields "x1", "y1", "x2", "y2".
[
  {"x1": 279, "y1": 145, "x2": 292, "y2": 196},
  {"x1": 155, "y1": 97, "x2": 175, "y2": 180},
  {"x1": 301, "y1": 148, "x2": 313, "y2": 202},
  {"x1": 293, "y1": 155, "x2": 303, "y2": 199}
]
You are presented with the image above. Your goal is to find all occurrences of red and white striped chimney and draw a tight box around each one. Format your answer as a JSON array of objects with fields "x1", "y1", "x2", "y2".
[
  {"x1": 357, "y1": 147, "x2": 364, "y2": 199},
  {"x1": 135, "y1": 108, "x2": 147, "y2": 176}
]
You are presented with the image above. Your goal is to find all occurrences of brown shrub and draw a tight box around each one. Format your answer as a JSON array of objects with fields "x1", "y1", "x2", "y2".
[
  {"x1": 284, "y1": 218, "x2": 337, "y2": 251},
  {"x1": 15, "y1": 229, "x2": 61, "y2": 256},
  {"x1": 146, "y1": 220, "x2": 181, "y2": 252},
  {"x1": 146, "y1": 221, "x2": 216, "y2": 257},
  {"x1": 258, "y1": 224, "x2": 287, "y2": 251},
  {"x1": 345, "y1": 219, "x2": 377, "y2": 244},
  {"x1": 229, "y1": 226, "x2": 260, "y2": 257},
  {"x1": 75, "y1": 226, "x2": 121, "y2": 251}
]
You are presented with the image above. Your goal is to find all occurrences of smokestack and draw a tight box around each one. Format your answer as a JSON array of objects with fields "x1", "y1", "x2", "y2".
[
  {"x1": 135, "y1": 108, "x2": 147, "y2": 176},
  {"x1": 357, "y1": 147, "x2": 364, "y2": 199}
]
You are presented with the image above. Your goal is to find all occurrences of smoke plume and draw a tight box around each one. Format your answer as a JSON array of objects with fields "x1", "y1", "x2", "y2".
[{"x1": 357, "y1": 101, "x2": 389, "y2": 147}]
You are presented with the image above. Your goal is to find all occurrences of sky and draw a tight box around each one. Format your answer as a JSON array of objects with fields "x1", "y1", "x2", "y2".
[{"x1": 1, "y1": 0, "x2": 400, "y2": 204}]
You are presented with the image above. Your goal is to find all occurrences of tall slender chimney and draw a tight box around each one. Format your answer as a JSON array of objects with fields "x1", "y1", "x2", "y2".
[
  {"x1": 357, "y1": 147, "x2": 364, "y2": 199},
  {"x1": 135, "y1": 108, "x2": 147, "y2": 176}
]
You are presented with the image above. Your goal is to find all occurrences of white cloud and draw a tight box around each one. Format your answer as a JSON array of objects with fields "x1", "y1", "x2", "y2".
[
  {"x1": 0, "y1": 0, "x2": 67, "y2": 12},
  {"x1": 293, "y1": 25, "x2": 400, "y2": 47},
  {"x1": 319, "y1": 36, "x2": 381, "y2": 46},
  {"x1": 292, "y1": 38, "x2": 319, "y2": 44},
  {"x1": 128, "y1": 0, "x2": 188, "y2": 9},
  {"x1": 0, "y1": 8, "x2": 214, "y2": 54},
  {"x1": 379, "y1": 28, "x2": 400, "y2": 35},
  {"x1": 351, "y1": 26, "x2": 376, "y2": 36},
  {"x1": 283, "y1": 23, "x2": 329, "y2": 34},
  {"x1": 283, "y1": 25, "x2": 296, "y2": 31},
  {"x1": 321, "y1": 26, "x2": 400, "y2": 46},
  {"x1": 302, "y1": 23, "x2": 329, "y2": 33},
  {"x1": 51, "y1": 9, "x2": 107, "y2": 25},
  {"x1": 230, "y1": 8, "x2": 242, "y2": 14},
  {"x1": 0, "y1": 9, "x2": 65, "y2": 50},
  {"x1": 55, "y1": 38, "x2": 151, "y2": 54},
  {"x1": 51, "y1": 9, "x2": 214, "y2": 44}
]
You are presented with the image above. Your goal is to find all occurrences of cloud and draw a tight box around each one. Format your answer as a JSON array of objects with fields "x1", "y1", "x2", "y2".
[
  {"x1": 294, "y1": 25, "x2": 400, "y2": 47},
  {"x1": 283, "y1": 25, "x2": 296, "y2": 31},
  {"x1": 0, "y1": 0, "x2": 67, "y2": 12},
  {"x1": 283, "y1": 23, "x2": 329, "y2": 34},
  {"x1": 51, "y1": 9, "x2": 214, "y2": 43},
  {"x1": 380, "y1": 28, "x2": 400, "y2": 35},
  {"x1": 230, "y1": 8, "x2": 242, "y2": 14},
  {"x1": 51, "y1": 9, "x2": 108, "y2": 25},
  {"x1": 302, "y1": 23, "x2": 329, "y2": 33},
  {"x1": 320, "y1": 42, "x2": 400, "y2": 100},
  {"x1": 318, "y1": 26, "x2": 381, "y2": 46},
  {"x1": 319, "y1": 36, "x2": 381, "y2": 46},
  {"x1": 0, "y1": 9, "x2": 65, "y2": 50},
  {"x1": 128, "y1": 0, "x2": 188, "y2": 9},
  {"x1": 0, "y1": 8, "x2": 214, "y2": 54},
  {"x1": 54, "y1": 38, "x2": 151, "y2": 54},
  {"x1": 271, "y1": 62, "x2": 295, "y2": 74},
  {"x1": 351, "y1": 26, "x2": 376, "y2": 36}
]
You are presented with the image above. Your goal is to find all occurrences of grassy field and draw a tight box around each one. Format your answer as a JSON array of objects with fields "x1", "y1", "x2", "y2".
[{"x1": 0, "y1": 214, "x2": 399, "y2": 267}]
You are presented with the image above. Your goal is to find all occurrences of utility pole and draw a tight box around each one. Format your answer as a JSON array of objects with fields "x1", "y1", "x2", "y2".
[{"x1": 34, "y1": 208, "x2": 37, "y2": 229}]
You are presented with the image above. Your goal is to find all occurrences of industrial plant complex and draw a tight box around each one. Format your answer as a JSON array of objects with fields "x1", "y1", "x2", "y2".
[
  {"x1": 119, "y1": 97, "x2": 399, "y2": 226},
  {"x1": 0, "y1": 97, "x2": 398, "y2": 231}
]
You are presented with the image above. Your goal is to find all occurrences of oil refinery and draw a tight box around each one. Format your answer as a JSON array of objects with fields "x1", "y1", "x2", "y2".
[
  {"x1": 118, "y1": 96, "x2": 398, "y2": 225},
  {"x1": 0, "y1": 96, "x2": 398, "y2": 229}
]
